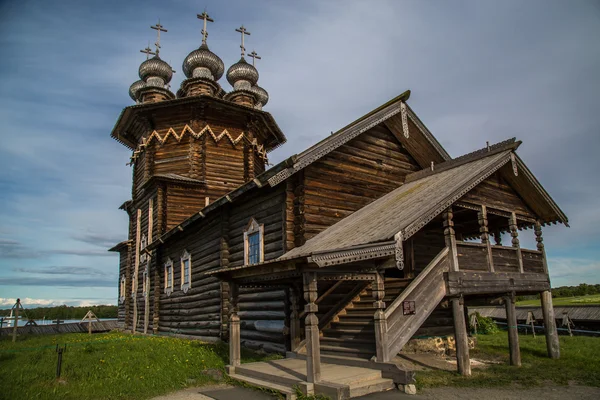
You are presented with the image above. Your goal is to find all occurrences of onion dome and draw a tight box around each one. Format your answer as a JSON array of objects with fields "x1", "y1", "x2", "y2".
[
  {"x1": 129, "y1": 80, "x2": 146, "y2": 101},
  {"x1": 226, "y1": 57, "x2": 259, "y2": 91},
  {"x1": 182, "y1": 43, "x2": 225, "y2": 81},
  {"x1": 139, "y1": 56, "x2": 173, "y2": 87},
  {"x1": 249, "y1": 84, "x2": 269, "y2": 108}
]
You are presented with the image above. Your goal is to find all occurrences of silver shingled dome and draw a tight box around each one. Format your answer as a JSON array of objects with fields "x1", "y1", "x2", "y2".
[
  {"x1": 129, "y1": 80, "x2": 146, "y2": 101},
  {"x1": 249, "y1": 84, "x2": 269, "y2": 107},
  {"x1": 182, "y1": 43, "x2": 225, "y2": 80},
  {"x1": 226, "y1": 57, "x2": 259, "y2": 90},
  {"x1": 139, "y1": 56, "x2": 173, "y2": 85}
]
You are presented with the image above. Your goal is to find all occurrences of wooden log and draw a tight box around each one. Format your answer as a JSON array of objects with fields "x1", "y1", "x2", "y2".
[
  {"x1": 541, "y1": 290, "x2": 560, "y2": 359},
  {"x1": 304, "y1": 272, "x2": 321, "y2": 385},
  {"x1": 452, "y1": 298, "x2": 471, "y2": 376},
  {"x1": 504, "y1": 295, "x2": 521, "y2": 366}
]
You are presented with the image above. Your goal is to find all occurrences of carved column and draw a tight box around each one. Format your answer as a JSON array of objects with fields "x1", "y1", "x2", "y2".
[
  {"x1": 509, "y1": 212, "x2": 524, "y2": 273},
  {"x1": 228, "y1": 283, "x2": 241, "y2": 371},
  {"x1": 303, "y1": 272, "x2": 321, "y2": 387},
  {"x1": 372, "y1": 272, "x2": 389, "y2": 362},
  {"x1": 289, "y1": 286, "x2": 301, "y2": 351},
  {"x1": 493, "y1": 229, "x2": 502, "y2": 246},
  {"x1": 478, "y1": 205, "x2": 495, "y2": 272},
  {"x1": 536, "y1": 221, "x2": 560, "y2": 359},
  {"x1": 443, "y1": 207, "x2": 459, "y2": 272}
]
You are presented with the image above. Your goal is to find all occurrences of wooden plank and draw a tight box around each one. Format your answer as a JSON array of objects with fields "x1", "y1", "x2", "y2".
[
  {"x1": 452, "y1": 298, "x2": 471, "y2": 376},
  {"x1": 504, "y1": 295, "x2": 521, "y2": 366}
]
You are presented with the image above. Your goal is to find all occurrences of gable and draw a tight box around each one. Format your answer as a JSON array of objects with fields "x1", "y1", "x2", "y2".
[{"x1": 460, "y1": 171, "x2": 535, "y2": 218}]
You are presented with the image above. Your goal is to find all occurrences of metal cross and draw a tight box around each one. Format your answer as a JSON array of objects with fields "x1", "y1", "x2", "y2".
[
  {"x1": 151, "y1": 21, "x2": 168, "y2": 56},
  {"x1": 248, "y1": 50, "x2": 261, "y2": 66},
  {"x1": 197, "y1": 10, "x2": 214, "y2": 45},
  {"x1": 140, "y1": 45, "x2": 156, "y2": 60},
  {"x1": 235, "y1": 25, "x2": 251, "y2": 57}
]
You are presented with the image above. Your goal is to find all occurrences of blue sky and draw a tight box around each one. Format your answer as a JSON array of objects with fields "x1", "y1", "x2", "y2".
[{"x1": 1, "y1": 0, "x2": 599, "y2": 308}]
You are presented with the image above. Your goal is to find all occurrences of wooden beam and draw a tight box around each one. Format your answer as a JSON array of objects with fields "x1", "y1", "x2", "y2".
[
  {"x1": 504, "y1": 294, "x2": 521, "y2": 366},
  {"x1": 372, "y1": 272, "x2": 388, "y2": 362},
  {"x1": 443, "y1": 207, "x2": 459, "y2": 272},
  {"x1": 228, "y1": 283, "x2": 241, "y2": 369},
  {"x1": 451, "y1": 297, "x2": 471, "y2": 376},
  {"x1": 303, "y1": 272, "x2": 321, "y2": 388},
  {"x1": 478, "y1": 205, "x2": 495, "y2": 272},
  {"x1": 541, "y1": 290, "x2": 560, "y2": 359},
  {"x1": 509, "y1": 212, "x2": 524, "y2": 273}
]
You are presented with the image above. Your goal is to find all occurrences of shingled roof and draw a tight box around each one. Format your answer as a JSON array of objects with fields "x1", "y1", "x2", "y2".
[{"x1": 281, "y1": 139, "x2": 568, "y2": 261}]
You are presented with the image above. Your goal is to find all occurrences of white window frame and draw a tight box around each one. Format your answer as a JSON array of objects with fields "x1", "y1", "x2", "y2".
[
  {"x1": 164, "y1": 258, "x2": 174, "y2": 296},
  {"x1": 140, "y1": 234, "x2": 148, "y2": 263},
  {"x1": 142, "y1": 263, "x2": 149, "y2": 297},
  {"x1": 244, "y1": 218, "x2": 264, "y2": 265},
  {"x1": 119, "y1": 275, "x2": 126, "y2": 304},
  {"x1": 180, "y1": 250, "x2": 192, "y2": 293}
]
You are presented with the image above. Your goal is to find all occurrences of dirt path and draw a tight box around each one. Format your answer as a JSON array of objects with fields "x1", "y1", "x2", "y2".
[{"x1": 153, "y1": 383, "x2": 600, "y2": 400}]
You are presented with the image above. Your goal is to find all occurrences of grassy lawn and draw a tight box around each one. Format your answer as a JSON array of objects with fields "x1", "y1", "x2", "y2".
[
  {"x1": 0, "y1": 331, "x2": 279, "y2": 400},
  {"x1": 517, "y1": 294, "x2": 600, "y2": 306},
  {"x1": 417, "y1": 333, "x2": 600, "y2": 389}
]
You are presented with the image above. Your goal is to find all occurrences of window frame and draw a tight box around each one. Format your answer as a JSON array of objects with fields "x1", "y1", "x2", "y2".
[
  {"x1": 142, "y1": 263, "x2": 149, "y2": 297},
  {"x1": 140, "y1": 234, "x2": 148, "y2": 263},
  {"x1": 164, "y1": 258, "x2": 174, "y2": 296},
  {"x1": 119, "y1": 275, "x2": 126, "y2": 304},
  {"x1": 244, "y1": 218, "x2": 264, "y2": 266},
  {"x1": 180, "y1": 250, "x2": 192, "y2": 293}
]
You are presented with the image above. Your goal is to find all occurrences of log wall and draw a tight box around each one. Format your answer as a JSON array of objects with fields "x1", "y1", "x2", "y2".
[{"x1": 302, "y1": 125, "x2": 420, "y2": 240}]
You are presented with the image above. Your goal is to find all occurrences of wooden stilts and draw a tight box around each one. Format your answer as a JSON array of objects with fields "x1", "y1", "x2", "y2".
[
  {"x1": 372, "y1": 271, "x2": 388, "y2": 362},
  {"x1": 303, "y1": 272, "x2": 321, "y2": 387},
  {"x1": 504, "y1": 294, "x2": 521, "y2": 366},
  {"x1": 229, "y1": 283, "x2": 241, "y2": 369},
  {"x1": 541, "y1": 290, "x2": 560, "y2": 359},
  {"x1": 452, "y1": 297, "x2": 471, "y2": 376}
]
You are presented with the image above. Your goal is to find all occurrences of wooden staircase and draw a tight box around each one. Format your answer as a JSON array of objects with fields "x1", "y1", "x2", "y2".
[{"x1": 320, "y1": 278, "x2": 412, "y2": 359}]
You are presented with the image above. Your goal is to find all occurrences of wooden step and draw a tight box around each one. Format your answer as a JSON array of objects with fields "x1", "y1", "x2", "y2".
[
  {"x1": 321, "y1": 344, "x2": 375, "y2": 359},
  {"x1": 349, "y1": 377, "x2": 396, "y2": 398},
  {"x1": 235, "y1": 364, "x2": 303, "y2": 387},
  {"x1": 332, "y1": 318, "x2": 374, "y2": 326},
  {"x1": 229, "y1": 372, "x2": 296, "y2": 400},
  {"x1": 321, "y1": 336, "x2": 374, "y2": 346}
]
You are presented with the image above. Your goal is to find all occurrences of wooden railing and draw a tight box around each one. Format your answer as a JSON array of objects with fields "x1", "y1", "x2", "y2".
[{"x1": 456, "y1": 242, "x2": 544, "y2": 274}]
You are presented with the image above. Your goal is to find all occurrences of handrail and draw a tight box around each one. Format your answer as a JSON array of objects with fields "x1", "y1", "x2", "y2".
[{"x1": 384, "y1": 247, "x2": 449, "y2": 319}]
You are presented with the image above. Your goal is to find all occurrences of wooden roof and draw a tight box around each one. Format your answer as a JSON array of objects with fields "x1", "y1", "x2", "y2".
[
  {"x1": 110, "y1": 95, "x2": 286, "y2": 152},
  {"x1": 282, "y1": 139, "x2": 567, "y2": 261}
]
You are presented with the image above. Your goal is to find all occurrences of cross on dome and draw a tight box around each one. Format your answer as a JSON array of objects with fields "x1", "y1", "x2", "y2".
[
  {"x1": 197, "y1": 10, "x2": 214, "y2": 45},
  {"x1": 140, "y1": 46, "x2": 156, "y2": 60},
  {"x1": 248, "y1": 50, "x2": 261, "y2": 67},
  {"x1": 235, "y1": 25, "x2": 251, "y2": 57},
  {"x1": 151, "y1": 21, "x2": 168, "y2": 56}
]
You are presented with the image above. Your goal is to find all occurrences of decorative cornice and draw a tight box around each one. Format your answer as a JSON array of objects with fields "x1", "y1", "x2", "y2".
[
  {"x1": 307, "y1": 241, "x2": 396, "y2": 267},
  {"x1": 129, "y1": 124, "x2": 268, "y2": 164}
]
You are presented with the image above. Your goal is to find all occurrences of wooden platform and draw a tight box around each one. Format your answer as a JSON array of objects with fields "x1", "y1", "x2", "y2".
[{"x1": 228, "y1": 357, "x2": 412, "y2": 400}]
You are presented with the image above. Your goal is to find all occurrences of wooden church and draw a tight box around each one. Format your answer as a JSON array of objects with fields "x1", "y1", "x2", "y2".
[{"x1": 109, "y1": 13, "x2": 568, "y2": 398}]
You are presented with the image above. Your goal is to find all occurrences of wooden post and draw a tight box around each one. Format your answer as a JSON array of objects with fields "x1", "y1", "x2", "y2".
[
  {"x1": 289, "y1": 286, "x2": 301, "y2": 351},
  {"x1": 443, "y1": 207, "x2": 459, "y2": 272},
  {"x1": 509, "y1": 212, "x2": 524, "y2": 273},
  {"x1": 12, "y1": 298, "x2": 20, "y2": 343},
  {"x1": 478, "y1": 205, "x2": 494, "y2": 272},
  {"x1": 535, "y1": 221, "x2": 549, "y2": 274},
  {"x1": 451, "y1": 297, "x2": 471, "y2": 376},
  {"x1": 541, "y1": 290, "x2": 560, "y2": 359},
  {"x1": 372, "y1": 271, "x2": 388, "y2": 362},
  {"x1": 229, "y1": 283, "x2": 241, "y2": 369},
  {"x1": 303, "y1": 272, "x2": 321, "y2": 386},
  {"x1": 504, "y1": 294, "x2": 521, "y2": 366}
]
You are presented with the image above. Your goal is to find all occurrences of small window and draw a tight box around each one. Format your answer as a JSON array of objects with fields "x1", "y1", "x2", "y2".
[
  {"x1": 140, "y1": 234, "x2": 147, "y2": 263},
  {"x1": 142, "y1": 264, "x2": 149, "y2": 297},
  {"x1": 164, "y1": 258, "x2": 174, "y2": 296},
  {"x1": 119, "y1": 275, "x2": 126, "y2": 304},
  {"x1": 180, "y1": 250, "x2": 191, "y2": 293},
  {"x1": 131, "y1": 276, "x2": 136, "y2": 295},
  {"x1": 244, "y1": 218, "x2": 264, "y2": 265}
]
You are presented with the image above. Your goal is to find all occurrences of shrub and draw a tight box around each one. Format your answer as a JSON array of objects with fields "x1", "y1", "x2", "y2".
[{"x1": 470, "y1": 312, "x2": 500, "y2": 335}]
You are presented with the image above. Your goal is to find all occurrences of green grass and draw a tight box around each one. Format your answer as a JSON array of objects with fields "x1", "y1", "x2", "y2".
[
  {"x1": 416, "y1": 333, "x2": 600, "y2": 389},
  {"x1": 516, "y1": 294, "x2": 600, "y2": 306},
  {"x1": 0, "y1": 331, "x2": 280, "y2": 400}
]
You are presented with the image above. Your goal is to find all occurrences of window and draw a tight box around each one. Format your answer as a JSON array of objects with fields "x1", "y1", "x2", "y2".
[
  {"x1": 180, "y1": 250, "x2": 191, "y2": 293},
  {"x1": 142, "y1": 264, "x2": 149, "y2": 297},
  {"x1": 119, "y1": 275, "x2": 126, "y2": 304},
  {"x1": 140, "y1": 234, "x2": 147, "y2": 263},
  {"x1": 244, "y1": 218, "x2": 264, "y2": 265},
  {"x1": 164, "y1": 258, "x2": 174, "y2": 296},
  {"x1": 131, "y1": 276, "x2": 136, "y2": 295}
]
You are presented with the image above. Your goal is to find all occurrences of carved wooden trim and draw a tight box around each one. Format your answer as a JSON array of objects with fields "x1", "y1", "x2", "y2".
[{"x1": 308, "y1": 241, "x2": 395, "y2": 267}]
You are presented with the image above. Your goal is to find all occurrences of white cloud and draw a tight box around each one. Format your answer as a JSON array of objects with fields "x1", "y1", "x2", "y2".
[
  {"x1": 547, "y1": 257, "x2": 600, "y2": 287},
  {"x1": 0, "y1": 297, "x2": 115, "y2": 308}
]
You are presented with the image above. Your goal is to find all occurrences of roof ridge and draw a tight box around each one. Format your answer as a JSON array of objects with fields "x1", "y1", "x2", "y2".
[{"x1": 405, "y1": 138, "x2": 520, "y2": 183}]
